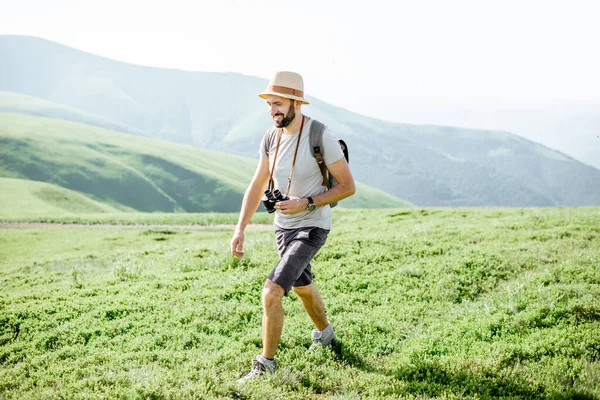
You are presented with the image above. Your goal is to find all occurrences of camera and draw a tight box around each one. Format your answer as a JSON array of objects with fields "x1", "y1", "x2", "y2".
[{"x1": 262, "y1": 189, "x2": 288, "y2": 213}]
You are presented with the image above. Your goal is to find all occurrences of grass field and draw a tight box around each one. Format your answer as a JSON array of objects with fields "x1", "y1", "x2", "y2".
[{"x1": 1, "y1": 207, "x2": 599, "y2": 399}]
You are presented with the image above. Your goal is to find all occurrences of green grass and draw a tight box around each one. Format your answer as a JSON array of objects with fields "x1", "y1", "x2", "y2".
[
  {"x1": 0, "y1": 112, "x2": 412, "y2": 214},
  {"x1": 1, "y1": 207, "x2": 599, "y2": 399},
  {"x1": 0, "y1": 177, "x2": 127, "y2": 217},
  {"x1": 0, "y1": 209, "x2": 274, "y2": 226}
]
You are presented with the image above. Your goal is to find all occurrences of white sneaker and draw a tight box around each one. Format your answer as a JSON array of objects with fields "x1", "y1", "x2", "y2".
[
  {"x1": 310, "y1": 324, "x2": 337, "y2": 349},
  {"x1": 236, "y1": 355, "x2": 275, "y2": 383}
]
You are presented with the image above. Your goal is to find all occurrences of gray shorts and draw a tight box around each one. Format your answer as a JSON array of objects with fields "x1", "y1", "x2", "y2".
[{"x1": 268, "y1": 226, "x2": 330, "y2": 294}]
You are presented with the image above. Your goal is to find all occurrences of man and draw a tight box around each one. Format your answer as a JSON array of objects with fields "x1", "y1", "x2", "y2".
[{"x1": 230, "y1": 71, "x2": 355, "y2": 382}]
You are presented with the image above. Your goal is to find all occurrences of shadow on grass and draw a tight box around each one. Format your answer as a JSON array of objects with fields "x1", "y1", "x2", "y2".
[
  {"x1": 547, "y1": 392, "x2": 599, "y2": 400},
  {"x1": 313, "y1": 338, "x2": 600, "y2": 399},
  {"x1": 329, "y1": 339, "x2": 374, "y2": 373},
  {"x1": 327, "y1": 341, "x2": 543, "y2": 397},
  {"x1": 389, "y1": 359, "x2": 600, "y2": 399}
]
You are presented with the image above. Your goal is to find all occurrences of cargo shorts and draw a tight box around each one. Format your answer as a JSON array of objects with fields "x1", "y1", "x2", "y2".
[{"x1": 268, "y1": 226, "x2": 330, "y2": 295}]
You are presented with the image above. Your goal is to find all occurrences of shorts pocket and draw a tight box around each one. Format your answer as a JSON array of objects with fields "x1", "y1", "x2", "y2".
[{"x1": 309, "y1": 228, "x2": 329, "y2": 246}]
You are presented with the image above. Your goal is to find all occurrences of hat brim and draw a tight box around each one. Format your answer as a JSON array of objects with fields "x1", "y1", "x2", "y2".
[{"x1": 258, "y1": 91, "x2": 309, "y2": 105}]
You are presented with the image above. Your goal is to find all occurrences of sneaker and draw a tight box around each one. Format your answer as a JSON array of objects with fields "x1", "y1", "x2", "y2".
[
  {"x1": 236, "y1": 356, "x2": 275, "y2": 383},
  {"x1": 310, "y1": 323, "x2": 337, "y2": 350}
]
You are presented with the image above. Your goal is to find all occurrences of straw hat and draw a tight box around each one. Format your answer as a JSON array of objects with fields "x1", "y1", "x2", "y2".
[{"x1": 258, "y1": 71, "x2": 309, "y2": 105}]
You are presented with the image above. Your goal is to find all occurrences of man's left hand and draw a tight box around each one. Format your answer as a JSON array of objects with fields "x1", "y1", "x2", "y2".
[{"x1": 274, "y1": 196, "x2": 308, "y2": 215}]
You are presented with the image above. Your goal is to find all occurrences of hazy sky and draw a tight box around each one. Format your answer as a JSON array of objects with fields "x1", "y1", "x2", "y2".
[{"x1": 2, "y1": 0, "x2": 599, "y2": 165}]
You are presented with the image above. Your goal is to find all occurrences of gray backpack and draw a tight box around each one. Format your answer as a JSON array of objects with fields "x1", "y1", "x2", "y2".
[{"x1": 263, "y1": 119, "x2": 349, "y2": 208}]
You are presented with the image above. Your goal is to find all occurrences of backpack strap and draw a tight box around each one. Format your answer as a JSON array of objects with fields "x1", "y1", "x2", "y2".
[
  {"x1": 338, "y1": 139, "x2": 349, "y2": 163},
  {"x1": 309, "y1": 120, "x2": 330, "y2": 188}
]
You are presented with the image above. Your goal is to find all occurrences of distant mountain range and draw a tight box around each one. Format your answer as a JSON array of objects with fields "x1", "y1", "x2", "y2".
[{"x1": 1, "y1": 35, "x2": 599, "y2": 207}]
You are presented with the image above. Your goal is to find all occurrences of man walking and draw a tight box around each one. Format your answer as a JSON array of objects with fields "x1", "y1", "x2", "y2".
[{"x1": 230, "y1": 71, "x2": 355, "y2": 382}]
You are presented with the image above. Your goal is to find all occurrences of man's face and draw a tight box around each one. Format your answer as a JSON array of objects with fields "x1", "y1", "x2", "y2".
[{"x1": 267, "y1": 95, "x2": 296, "y2": 128}]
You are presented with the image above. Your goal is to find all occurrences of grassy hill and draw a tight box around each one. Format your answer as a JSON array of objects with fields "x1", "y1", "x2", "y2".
[
  {"x1": 1, "y1": 207, "x2": 598, "y2": 398},
  {"x1": 2, "y1": 35, "x2": 599, "y2": 206},
  {"x1": 0, "y1": 112, "x2": 412, "y2": 214},
  {"x1": 0, "y1": 177, "x2": 126, "y2": 217},
  {"x1": 0, "y1": 91, "x2": 144, "y2": 137},
  {"x1": 345, "y1": 182, "x2": 413, "y2": 209}
]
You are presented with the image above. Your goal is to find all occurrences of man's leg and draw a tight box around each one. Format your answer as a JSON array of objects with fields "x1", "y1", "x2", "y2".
[
  {"x1": 292, "y1": 283, "x2": 329, "y2": 331},
  {"x1": 293, "y1": 282, "x2": 337, "y2": 347},
  {"x1": 238, "y1": 279, "x2": 283, "y2": 383},
  {"x1": 262, "y1": 279, "x2": 285, "y2": 359}
]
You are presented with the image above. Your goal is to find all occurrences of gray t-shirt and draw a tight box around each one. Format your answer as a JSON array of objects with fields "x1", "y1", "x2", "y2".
[{"x1": 259, "y1": 118, "x2": 344, "y2": 230}]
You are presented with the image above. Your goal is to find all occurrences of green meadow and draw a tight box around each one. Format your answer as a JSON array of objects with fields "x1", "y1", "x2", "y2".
[{"x1": 1, "y1": 207, "x2": 599, "y2": 399}]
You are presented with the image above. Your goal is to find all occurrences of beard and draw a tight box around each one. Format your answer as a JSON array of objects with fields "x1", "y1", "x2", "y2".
[{"x1": 274, "y1": 103, "x2": 296, "y2": 128}]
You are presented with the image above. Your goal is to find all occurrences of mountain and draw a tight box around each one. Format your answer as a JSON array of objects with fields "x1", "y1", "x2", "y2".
[
  {"x1": 388, "y1": 99, "x2": 600, "y2": 170},
  {"x1": 0, "y1": 90, "x2": 144, "y2": 136},
  {"x1": 0, "y1": 112, "x2": 412, "y2": 213},
  {"x1": 1, "y1": 35, "x2": 599, "y2": 206}
]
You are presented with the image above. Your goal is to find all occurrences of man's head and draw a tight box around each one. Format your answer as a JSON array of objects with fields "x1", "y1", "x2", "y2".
[{"x1": 259, "y1": 71, "x2": 308, "y2": 128}]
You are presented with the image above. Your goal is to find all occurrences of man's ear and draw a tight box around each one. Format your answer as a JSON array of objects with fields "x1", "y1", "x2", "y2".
[{"x1": 293, "y1": 99, "x2": 301, "y2": 110}]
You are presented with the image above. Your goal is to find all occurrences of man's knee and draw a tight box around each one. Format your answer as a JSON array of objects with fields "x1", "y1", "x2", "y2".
[
  {"x1": 262, "y1": 280, "x2": 285, "y2": 308},
  {"x1": 292, "y1": 283, "x2": 314, "y2": 298}
]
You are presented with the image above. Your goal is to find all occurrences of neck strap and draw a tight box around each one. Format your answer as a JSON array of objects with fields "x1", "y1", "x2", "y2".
[
  {"x1": 267, "y1": 116, "x2": 306, "y2": 195},
  {"x1": 286, "y1": 116, "x2": 306, "y2": 196}
]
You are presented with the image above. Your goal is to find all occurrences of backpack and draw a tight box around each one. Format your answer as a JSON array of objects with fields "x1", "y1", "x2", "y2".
[{"x1": 263, "y1": 119, "x2": 349, "y2": 208}]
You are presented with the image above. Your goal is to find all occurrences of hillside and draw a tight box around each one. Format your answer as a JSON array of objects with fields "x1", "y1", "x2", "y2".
[
  {"x1": 0, "y1": 112, "x2": 412, "y2": 213},
  {"x1": 0, "y1": 177, "x2": 125, "y2": 217},
  {"x1": 1, "y1": 35, "x2": 599, "y2": 206},
  {"x1": 0, "y1": 91, "x2": 145, "y2": 137}
]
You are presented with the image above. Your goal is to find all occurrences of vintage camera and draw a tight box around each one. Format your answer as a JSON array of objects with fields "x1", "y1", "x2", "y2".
[{"x1": 262, "y1": 189, "x2": 288, "y2": 213}]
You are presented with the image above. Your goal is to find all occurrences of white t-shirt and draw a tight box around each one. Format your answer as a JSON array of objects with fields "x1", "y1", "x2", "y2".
[{"x1": 259, "y1": 118, "x2": 345, "y2": 230}]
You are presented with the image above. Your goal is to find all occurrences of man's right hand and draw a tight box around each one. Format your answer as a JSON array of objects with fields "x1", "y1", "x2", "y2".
[
  {"x1": 230, "y1": 156, "x2": 270, "y2": 259},
  {"x1": 230, "y1": 230, "x2": 245, "y2": 258}
]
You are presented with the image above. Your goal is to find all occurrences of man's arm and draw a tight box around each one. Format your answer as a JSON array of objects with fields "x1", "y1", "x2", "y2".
[
  {"x1": 275, "y1": 157, "x2": 355, "y2": 214},
  {"x1": 230, "y1": 156, "x2": 271, "y2": 257},
  {"x1": 312, "y1": 157, "x2": 355, "y2": 207}
]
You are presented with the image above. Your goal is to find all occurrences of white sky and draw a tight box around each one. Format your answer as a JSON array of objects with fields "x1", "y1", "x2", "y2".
[{"x1": 2, "y1": 0, "x2": 600, "y2": 164}]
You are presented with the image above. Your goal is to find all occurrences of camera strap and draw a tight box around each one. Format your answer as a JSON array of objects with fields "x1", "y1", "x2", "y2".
[
  {"x1": 286, "y1": 116, "x2": 306, "y2": 196},
  {"x1": 268, "y1": 116, "x2": 306, "y2": 196}
]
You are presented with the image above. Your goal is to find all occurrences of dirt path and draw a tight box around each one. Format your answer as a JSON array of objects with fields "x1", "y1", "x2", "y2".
[{"x1": 0, "y1": 222, "x2": 273, "y2": 231}]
